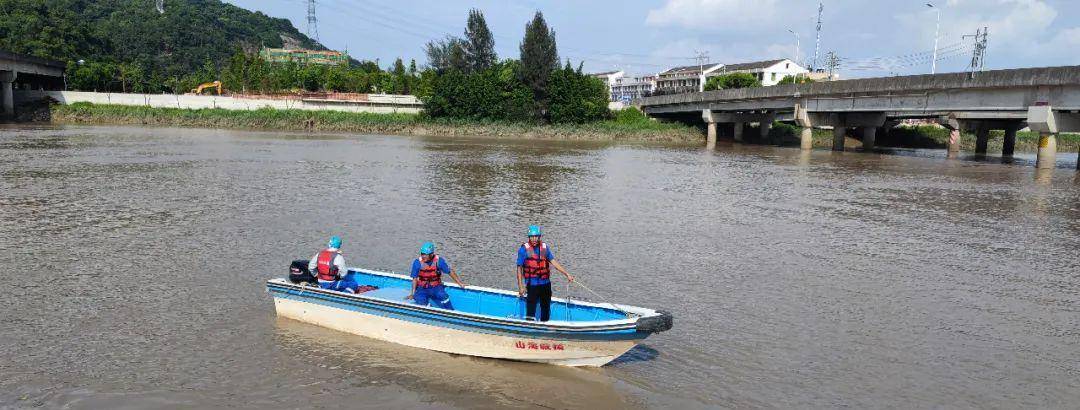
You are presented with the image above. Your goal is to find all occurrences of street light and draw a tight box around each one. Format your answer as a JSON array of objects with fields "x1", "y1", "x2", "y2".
[
  {"x1": 927, "y1": 3, "x2": 940, "y2": 74},
  {"x1": 787, "y1": 29, "x2": 801, "y2": 66},
  {"x1": 788, "y1": 29, "x2": 800, "y2": 83}
]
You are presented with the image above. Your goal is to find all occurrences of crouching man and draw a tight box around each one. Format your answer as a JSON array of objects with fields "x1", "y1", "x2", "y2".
[
  {"x1": 307, "y1": 235, "x2": 359, "y2": 293},
  {"x1": 406, "y1": 241, "x2": 465, "y2": 309}
]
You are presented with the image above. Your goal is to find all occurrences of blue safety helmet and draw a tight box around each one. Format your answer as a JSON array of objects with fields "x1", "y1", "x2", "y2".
[
  {"x1": 527, "y1": 225, "x2": 542, "y2": 237},
  {"x1": 419, "y1": 241, "x2": 435, "y2": 255},
  {"x1": 328, "y1": 235, "x2": 342, "y2": 249}
]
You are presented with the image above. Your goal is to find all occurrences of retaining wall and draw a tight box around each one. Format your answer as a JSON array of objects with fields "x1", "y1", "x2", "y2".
[{"x1": 15, "y1": 90, "x2": 424, "y2": 114}]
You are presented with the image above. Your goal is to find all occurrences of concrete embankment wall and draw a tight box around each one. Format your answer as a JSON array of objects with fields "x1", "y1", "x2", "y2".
[{"x1": 14, "y1": 90, "x2": 423, "y2": 114}]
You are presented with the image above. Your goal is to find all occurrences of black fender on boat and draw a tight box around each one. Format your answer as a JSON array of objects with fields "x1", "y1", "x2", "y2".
[{"x1": 636, "y1": 310, "x2": 673, "y2": 334}]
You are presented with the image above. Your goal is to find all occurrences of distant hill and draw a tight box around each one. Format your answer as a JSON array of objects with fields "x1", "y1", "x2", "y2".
[{"x1": 0, "y1": 0, "x2": 323, "y2": 75}]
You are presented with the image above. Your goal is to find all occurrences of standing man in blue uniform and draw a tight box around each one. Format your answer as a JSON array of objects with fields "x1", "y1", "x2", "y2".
[
  {"x1": 516, "y1": 225, "x2": 574, "y2": 322},
  {"x1": 406, "y1": 241, "x2": 466, "y2": 310},
  {"x1": 307, "y1": 235, "x2": 359, "y2": 293}
]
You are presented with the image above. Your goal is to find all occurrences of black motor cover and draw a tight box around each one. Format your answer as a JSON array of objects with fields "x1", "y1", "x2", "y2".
[
  {"x1": 635, "y1": 310, "x2": 674, "y2": 334},
  {"x1": 290, "y1": 259, "x2": 311, "y2": 274},
  {"x1": 288, "y1": 259, "x2": 316, "y2": 284}
]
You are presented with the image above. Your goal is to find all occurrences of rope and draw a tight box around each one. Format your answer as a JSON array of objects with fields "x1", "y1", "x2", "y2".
[
  {"x1": 571, "y1": 279, "x2": 633, "y2": 319},
  {"x1": 565, "y1": 281, "x2": 571, "y2": 321}
]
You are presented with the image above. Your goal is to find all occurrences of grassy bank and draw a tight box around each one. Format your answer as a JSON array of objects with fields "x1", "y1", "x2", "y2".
[{"x1": 50, "y1": 103, "x2": 704, "y2": 143}]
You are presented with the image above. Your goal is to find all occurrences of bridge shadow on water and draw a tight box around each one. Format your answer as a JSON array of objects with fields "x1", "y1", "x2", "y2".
[{"x1": 860, "y1": 146, "x2": 1080, "y2": 169}]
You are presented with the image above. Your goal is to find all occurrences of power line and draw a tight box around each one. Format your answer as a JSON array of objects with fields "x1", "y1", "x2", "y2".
[
  {"x1": 843, "y1": 45, "x2": 973, "y2": 71},
  {"x1": 839, "y1": 41, "x2": 969, "y2": 71},
  {"x1": 311, "y1": 0, "x2": 441, "y2": 42},
  {"x1": 324, "y1": 0, "x2": 693, "y2": 65}
]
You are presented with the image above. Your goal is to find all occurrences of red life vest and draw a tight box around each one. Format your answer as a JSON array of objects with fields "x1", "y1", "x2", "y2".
[
  {"x1": 521, "y1": 242, "x2": 550, "y2": 281},
  {"x1": 315, "y1": 248, "x2": 340, "y2": 281},
  {"x1": 415, "y1": 255, "x2": 443, "y2": 288}
]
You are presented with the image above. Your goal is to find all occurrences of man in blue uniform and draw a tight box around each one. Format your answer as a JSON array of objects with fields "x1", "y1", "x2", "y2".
[
  {"x1": 516, "y1": 225, "x2": 574, "y2": 322},
  {"x1": 406, "y1": 241, "x2": 466, "y2": 309}
]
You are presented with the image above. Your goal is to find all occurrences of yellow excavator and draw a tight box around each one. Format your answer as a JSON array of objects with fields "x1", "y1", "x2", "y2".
[{"x1": 191, "y1": 80, "x2": 222, "y2": 95}]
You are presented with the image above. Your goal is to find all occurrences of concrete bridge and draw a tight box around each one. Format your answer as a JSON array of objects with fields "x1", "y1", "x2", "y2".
[
  {"x1": 0, "y1": 50, "x2": 65, "y2": 119},
  {"x1": 638, "y1": 66, "x2": 1080, "y2": 169}
]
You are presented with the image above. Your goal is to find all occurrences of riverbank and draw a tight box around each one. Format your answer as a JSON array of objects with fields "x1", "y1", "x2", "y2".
[{"x1": 49, "y1": 103, "x2": 704, "y2": 143}]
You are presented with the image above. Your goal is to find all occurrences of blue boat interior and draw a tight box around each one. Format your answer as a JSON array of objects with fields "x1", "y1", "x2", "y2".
[{"x1": 346, "y1": 270, "x2": 629, "y2": 322}]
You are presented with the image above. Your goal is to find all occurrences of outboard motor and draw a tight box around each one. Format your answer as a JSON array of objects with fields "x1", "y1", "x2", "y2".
[{"x1": 288, "y1": 259, "x2": 317, "y2": 285}]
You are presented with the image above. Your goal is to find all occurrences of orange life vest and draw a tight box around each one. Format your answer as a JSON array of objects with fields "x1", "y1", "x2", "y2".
[
  {"x1": 521, "y1": 242, "x2": 550, "y2": 281},
  {"x1": 416, "y1": 255, "x2": 443, "y2": 288},
  {"x1": 315, "y1": 248, "x2": 340, "y2": 281}
]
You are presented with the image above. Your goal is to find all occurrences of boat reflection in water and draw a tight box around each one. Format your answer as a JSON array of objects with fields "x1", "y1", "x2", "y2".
[{"x1": 271, "y1": 314, "x2": 649, "y2": 409}]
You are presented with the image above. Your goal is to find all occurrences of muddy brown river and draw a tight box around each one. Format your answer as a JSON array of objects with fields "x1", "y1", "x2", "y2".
[{"x1": 1, "y1": 125, "x2": 1078, "y2": 409}]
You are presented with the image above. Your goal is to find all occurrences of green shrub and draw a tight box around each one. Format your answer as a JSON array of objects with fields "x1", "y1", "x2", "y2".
[
  {"x1": 704, "y1": 72, "x2": 762, "y2": 91},
  {"x1": 612, "y1": 106, "x2": 651, "y2": 124},
  {"x1": 776, "y1": 75, "x2": 815, "y2": 85},
  {"x1": 547, "y1": 65, "x2": 610, "y2": 123}
]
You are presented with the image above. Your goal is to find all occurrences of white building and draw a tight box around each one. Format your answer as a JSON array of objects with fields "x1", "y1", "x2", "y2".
[
  {"x1": 708, "y1": 59, "x2": 809, "y2": 86},
  {"x1": 655, "y1": 63, "x2": 724, "y2": 94},
  {"x1": 654, "y1": 58, "x2": 811, "y2": 94},
  {"x1": 589, "y1": 70, "x2": 625, "y2": 85},
  {"x1": 609, "y1": 75, "x2": 656, "y2": 102}
]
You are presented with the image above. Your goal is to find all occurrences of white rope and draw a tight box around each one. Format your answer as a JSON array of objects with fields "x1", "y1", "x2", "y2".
[
  {"x1": 572, "y1": 279, "x2": 632, "y2": 318},
  {"x1": 565, "y1": 281, "x2": 571, "y2": 321}
]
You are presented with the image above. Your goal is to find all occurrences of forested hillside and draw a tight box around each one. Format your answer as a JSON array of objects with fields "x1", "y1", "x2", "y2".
[{"x1": 0, "y1": 0, "x2": 322, "y2": 91}]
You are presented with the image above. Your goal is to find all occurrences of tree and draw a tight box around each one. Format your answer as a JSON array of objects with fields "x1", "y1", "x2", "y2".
[
  {"x1": 425, "y1": 36, "x2": 468, "y2": 73},
  {"x1": 392, "y1": 58, "x2": 406, "y2": 76},
  {"x1": 1, "y1": 0, "x2": 322, "y2": 90},
  {"x1": 390, "y1": 57, "x2": 409, "y2": 94},
  {"x1": 518, "y1": 11, "x2": 558, "y2": 118},
  {"x1": 548, "y1": 62, "x2": 610, "y2": 123},
  {"x1": 703, "y1": 72, "x2": 762, "y2": 91},
  {"x1": 463, "y1": 9, "x2": 496, "y2": 72}
]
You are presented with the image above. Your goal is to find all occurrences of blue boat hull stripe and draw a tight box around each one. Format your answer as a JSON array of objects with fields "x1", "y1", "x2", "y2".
[
  {"x1": 267, "y1": 285, "x2": 645, "y2": 340},
  {"x1": 266, "y1": 282, "x2": 640, "y2": 332}
]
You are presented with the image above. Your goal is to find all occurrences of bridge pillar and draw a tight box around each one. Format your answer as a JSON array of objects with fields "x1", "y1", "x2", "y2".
[
  {"x1": 733, "y1": 122, "x2": 744, "y2": 142},
  {"x1": 860, "y1": 127, "x2": 876, "y2": 150},
  {"x1": 1036, "y1": 133, "x2": 1057, "y2": 169},
  {"x1": 947, "y1": 129, "x2": 962, "y2": 158},
  {"x1": 832, "y1": 127, "x2": 846, "y2": 151},
  {"x1": 0, "y1": 70, "x2": 15, "y2": 119},
  {"x1": 706, "y1": 122, "x2": 717, "y2": 149},
  {"x1": 759, "y1": 117, "x2": 773, "y2": 143},
  {"x1": 1002, "y1": 125, "x2": 1017, "y2": 157},
  {"x1": 793, "y1": 105, "x2": 813, "y2": 150},
  {"x1": 975, "y1": 125, "x2": 990, "y2": 155}
]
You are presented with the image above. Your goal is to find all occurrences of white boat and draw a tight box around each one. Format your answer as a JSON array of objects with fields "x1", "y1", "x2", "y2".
[{"x1": 267, "y1": 267, "x2": 673, "y2": 367}]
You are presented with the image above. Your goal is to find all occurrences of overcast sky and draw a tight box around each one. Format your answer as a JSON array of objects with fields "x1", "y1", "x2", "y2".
[{"x1": 224, "y1": 0, "x2": 1080, "y2": 78}]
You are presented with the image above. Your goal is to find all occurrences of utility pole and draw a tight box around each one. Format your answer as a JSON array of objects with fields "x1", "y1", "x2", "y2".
[
  {"x1": 306, "y1": 0, "x2": 319, "y2": 42},
  {"x1": 812, "y1": 2, "x2": 823, "y2": 71},
  {"x1": 927, "y1": 3, "x2": 940, "y2": 74},
  {"x1": 964, "y1": 27, "x2": 989, "y2": 77},
  {"x1": 825, "y1": 51, "x2": 840, "y2": 79},
  {"x1": 694, "y1": 50, "x2": 709, "y2": 92}
]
